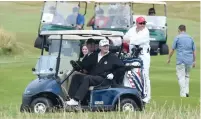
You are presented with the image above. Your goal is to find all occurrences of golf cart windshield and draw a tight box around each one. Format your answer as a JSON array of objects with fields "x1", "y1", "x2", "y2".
[
  {"x1": 94, "y1": 3, "x2": 132, "y2": 29},
  {"x1": 33, "y1": 39, "x2": 80, "y2": 76},
  {"x1": 41, "y1": 1, "x2": 80, "y2": 30},
  {"x1": 49, "y1": 39, "x2": 80, "y2": 70}
]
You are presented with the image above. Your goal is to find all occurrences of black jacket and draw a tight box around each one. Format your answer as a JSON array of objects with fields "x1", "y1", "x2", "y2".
[
  {"x1": 89, "y1": 52, "x2": 125, "y2": 78},
  {"x1": 80, "y1": 52, "x2": 96, "y2": 73}
]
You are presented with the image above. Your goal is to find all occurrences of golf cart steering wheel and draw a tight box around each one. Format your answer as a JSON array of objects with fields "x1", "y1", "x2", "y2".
[{"x1": 70, "y1": 60, "x2": 82, "y2": 71}]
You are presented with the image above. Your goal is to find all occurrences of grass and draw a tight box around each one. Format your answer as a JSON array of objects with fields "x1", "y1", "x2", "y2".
[
  {"x1": 0, "y1": 27, "x2": 18, "y2": 55},
  {"x1": 0, "y1": 102, "x2": 200, "y2": 119},
  {"x1": 0, "y1": 1, "x2": 200, "y2": 119}
]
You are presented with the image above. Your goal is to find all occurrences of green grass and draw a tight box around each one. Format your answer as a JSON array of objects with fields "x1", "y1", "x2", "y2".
[{"x1": 0, "y1": 1, "x2": 200, "y2": 119}]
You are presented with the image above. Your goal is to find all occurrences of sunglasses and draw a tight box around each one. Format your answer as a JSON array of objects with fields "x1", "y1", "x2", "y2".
[{"x1": 138, "y1": 22, "x2": 146, "y2": 25}]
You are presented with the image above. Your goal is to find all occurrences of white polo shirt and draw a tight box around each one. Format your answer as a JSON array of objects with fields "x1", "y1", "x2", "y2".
[
  {"x1": 98, "y1": 51, "x2": 109, "y2": 62},
  {"x1": 123, "y1": 26, "x2": 150, "y2": 54}
]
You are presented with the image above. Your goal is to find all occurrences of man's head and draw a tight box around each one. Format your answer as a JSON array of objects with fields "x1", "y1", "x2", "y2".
[
  {"x1": 136, "y1": 16, "x2": 146, "y2": 30},
  {"x1": 99, "y1": 38, "x2": 110, "y2": 54},
  {"x1": 86, "y1": 38, "x2": 95, "y2": 53},
  {"x1": 96, "y1": 8, "x2": 104, "y2": 16},
  {"x1": 148, "y1": 8, "x2": 156, "y2": 16},
  {"x1": 178, "y1": 24, "x2": 186, "y2": 33},
  {"x1": 72, "y1": 7, "x2": 79, "y2": 15},
  {"x1": 94, "y1": 40, "x2": 100, "y2": 51}
]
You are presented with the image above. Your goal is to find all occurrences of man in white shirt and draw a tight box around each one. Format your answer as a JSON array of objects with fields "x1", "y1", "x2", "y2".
[{"x1": 123, "y1": 16, "x2": 151, "y2": 103}]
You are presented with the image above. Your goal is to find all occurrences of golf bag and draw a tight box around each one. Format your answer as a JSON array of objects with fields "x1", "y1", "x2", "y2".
[{"x1": 122, "y1": 45, "x2": 146, "y2": 98}]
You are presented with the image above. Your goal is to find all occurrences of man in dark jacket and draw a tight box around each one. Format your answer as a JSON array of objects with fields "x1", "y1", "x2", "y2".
[
  {"x1": 66, "y1": 38, "x2": 125, "y2": 106},
  {"x1": 80, "y1": 38, "x2": 96, "y2": 73}
]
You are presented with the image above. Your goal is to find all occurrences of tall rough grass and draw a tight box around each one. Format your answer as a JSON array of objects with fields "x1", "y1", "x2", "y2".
[
  {"x1": 0, "y1": 101, "x2": 200, "y2": 119},
  {"x1": 0, "y1": 28, "x2": 18, "y2": 55}
]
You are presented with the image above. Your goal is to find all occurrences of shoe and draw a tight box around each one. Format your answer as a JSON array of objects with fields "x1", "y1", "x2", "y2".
[
  {"x1": 186, "y1": 94, "x2": 189, "y2": 97},
  {"x1": 66, "y1": 99, "x2": 79, "y2": 106},
  {"x1": 142, "y1": 98, "x2": 150, "y2": 104}
]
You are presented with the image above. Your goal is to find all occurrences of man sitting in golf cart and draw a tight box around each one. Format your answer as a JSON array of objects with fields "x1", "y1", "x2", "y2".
[
  {"x1": 66, "y1": 39, "x2": 125, "y2": 106},
  {"x1": 48, "y1": 6, "x2": 66, "y2": 25},
  {"x1": 87, "y1": 7, "x2": 110, "y2": 29},
  {"x1": 66, "y1": 7, "x2": 85, "y2": 29},
  {"x1": 148, "y1": 8, "x2": 156, "y2": 16},
  {"x1": 80, "y1": 39, "x2": 96, "y2": 74}
]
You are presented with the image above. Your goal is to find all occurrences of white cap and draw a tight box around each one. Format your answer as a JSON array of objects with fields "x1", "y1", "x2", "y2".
[{"x1": 99, "y1": 38, "x2": 109, "y2": 46}]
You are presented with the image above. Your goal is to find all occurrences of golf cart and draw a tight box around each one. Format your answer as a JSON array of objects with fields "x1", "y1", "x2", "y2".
[
  {"x1": 20, "y1": 30, "x2": 146, "y2": 113},
  {"x1": 92, "y1": 0, "x2": 133, "y2": 33},
  {"x1": 34, "y1": 1, "x2": 90, "y2": 50},
  {"x1": 132, "y1": 1, "x2": 169, "y2": 55}
]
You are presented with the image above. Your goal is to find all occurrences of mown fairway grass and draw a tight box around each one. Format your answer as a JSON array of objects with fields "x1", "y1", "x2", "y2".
[{"x1": 0, "y1": 1, "x2": 200, "y2": 119}]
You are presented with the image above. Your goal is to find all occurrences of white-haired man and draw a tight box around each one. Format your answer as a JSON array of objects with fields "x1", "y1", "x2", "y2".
[
  {"x1": 123, "y1": 16, "x2": 151, "y2": 104},
  {"x1": 66, "y1": 38, "x2": 124, "y2": 106}
]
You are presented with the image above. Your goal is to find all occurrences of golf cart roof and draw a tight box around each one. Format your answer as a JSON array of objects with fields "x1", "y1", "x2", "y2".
[
  {"x1": 48, "y1": 35, "x2": 106, "y2": 40},
  {"x1": 132, "y1": 1, "x2": 166, "y2": 5},
  {"x1": 40, "y1": 30, "x2": 124, "y2": 37},
  {"x1": 51, "y1": 0, "x2": 93, "y2": 2},
  {"x1": 94, "y1": 0, "x2": 166, "y2": 4},
  {"x1": 94, "y1": 0, "x2": 134, "y2": 3}
]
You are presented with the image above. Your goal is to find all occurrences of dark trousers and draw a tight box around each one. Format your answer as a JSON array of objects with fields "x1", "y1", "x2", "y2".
[{"x1": 68, "y1": 74, "x2": 105, "y2": 101}]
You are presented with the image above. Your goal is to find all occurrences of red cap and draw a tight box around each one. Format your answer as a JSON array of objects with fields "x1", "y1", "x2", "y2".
[
  {"x1": 136, "y1": 16, "x2": 146, "y2": 23},
  {"x1": 123, "y1": 42, "x2": 129, "y2": 53}
]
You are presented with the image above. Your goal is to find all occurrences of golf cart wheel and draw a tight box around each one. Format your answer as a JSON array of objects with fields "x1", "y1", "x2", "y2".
[
  {"x1": 119, "y1": 98, "x2": 138, "y2": 112},
  {"x1": 30, "y1": 97, "x2": 53, "y2": 114},
  {"x1": 160, "y1": 44, "x2": 169, "y2": 55}
]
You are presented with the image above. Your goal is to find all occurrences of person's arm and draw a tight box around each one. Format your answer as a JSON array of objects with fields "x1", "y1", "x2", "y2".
[
  {"x1": 167, "y1": 37, "x2": 177, "y2": 64},
  {"x1": 111, "y1": 55, "x2": 125, "y2": 76},
  {"x1": 87, "y1": 16, "x2": 95, "y2": 27},
  {"x1": 76, "y1": 15, "x2": 85, "y2": 29},
  {"x1": 192, "y1": 40, "x2": 196, "y2": 67},
  {"x1": 123, "y1": 27, "x2": 133, "y2": 43}
]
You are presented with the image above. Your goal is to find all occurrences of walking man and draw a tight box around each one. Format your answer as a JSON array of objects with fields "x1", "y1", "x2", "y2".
[{"x1": 167, "y1": 24, "x2": 196, "y2": 97}]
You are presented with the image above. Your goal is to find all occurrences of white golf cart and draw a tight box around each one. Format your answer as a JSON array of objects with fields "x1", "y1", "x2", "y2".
[
  {"x1": 92, "y1": 0, "x2": 134, "y2": 33},
  {"x1": 34, "y1": 0, "x2": 92, "y2": 50}
]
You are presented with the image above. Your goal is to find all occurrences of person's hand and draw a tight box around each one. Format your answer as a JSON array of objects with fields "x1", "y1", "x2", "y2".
[
  {"x1": 107, "y1": 73, "x2": 114, "y2": 80},
  {"x1": 192, "y1": 61, "x2": 196, "y2": 68},
  {"x1": 76, "y1": 25, "x2": 82, "y2": 30},
  {"x1": 167, "y1": 58, "x2": 171, "y2": 64}
]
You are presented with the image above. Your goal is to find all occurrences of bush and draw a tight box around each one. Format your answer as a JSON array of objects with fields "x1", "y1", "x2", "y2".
[{"x1": 0, "y1": 28, "x2": 18, "y2": 55}]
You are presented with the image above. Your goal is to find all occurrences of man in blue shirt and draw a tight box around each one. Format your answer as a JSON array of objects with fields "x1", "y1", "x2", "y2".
[
  {"x1": 66, "y1": 7, "x2": 85, "y2": 29},
  {"x1": 167, "y1": 25, "x2": 196, "y2": 97}
]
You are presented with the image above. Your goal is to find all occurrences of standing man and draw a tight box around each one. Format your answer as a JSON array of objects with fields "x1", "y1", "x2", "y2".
[
  {"x1": 167, "y1": 25, "x2": 196, "y2": 97},
  {"x1": 123, "y1": 16, "x2": 151, "y2": 104}
]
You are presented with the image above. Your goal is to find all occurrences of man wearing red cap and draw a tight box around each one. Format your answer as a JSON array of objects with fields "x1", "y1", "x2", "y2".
[{"x1": 123, "y1": 16, "x2": 151, "y2": 104}]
